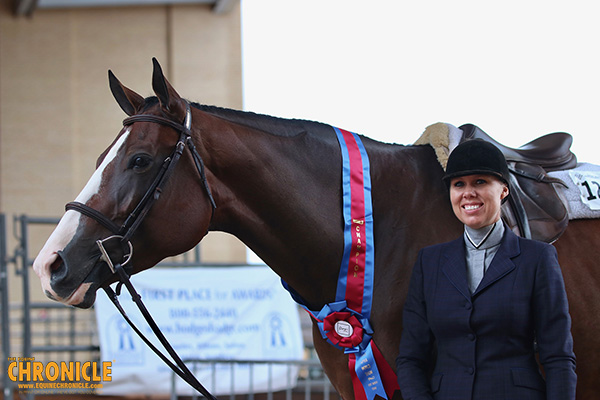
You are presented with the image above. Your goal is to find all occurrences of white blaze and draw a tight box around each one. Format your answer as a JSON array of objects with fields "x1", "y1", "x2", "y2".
[{"x1": 33, "y1": 129, "x2": 131, "y2": 303}]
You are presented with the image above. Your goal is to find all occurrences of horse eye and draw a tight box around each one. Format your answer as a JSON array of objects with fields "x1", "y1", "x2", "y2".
[{"x1": 128, "y1": 155, "x2": 152, "y2": 171}]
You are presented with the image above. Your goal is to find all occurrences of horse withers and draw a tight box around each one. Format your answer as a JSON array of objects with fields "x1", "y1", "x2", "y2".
[{"x1": 33, "y1": 59, "x2": 600, "y2": 399}]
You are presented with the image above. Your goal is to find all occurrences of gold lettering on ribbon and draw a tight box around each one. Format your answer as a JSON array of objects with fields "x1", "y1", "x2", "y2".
[{"x1": 351, "y1": 219, "x2": 366, "y2": 279}]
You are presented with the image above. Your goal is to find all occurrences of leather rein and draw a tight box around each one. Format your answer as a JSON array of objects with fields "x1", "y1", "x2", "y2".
[{"x1": 65, "y1": 101, "x2": 218, "y2": 400}]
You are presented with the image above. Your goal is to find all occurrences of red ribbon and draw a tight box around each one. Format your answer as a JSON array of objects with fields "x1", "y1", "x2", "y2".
[
  {"x1": 338, "y1": 127, "x2": 367, "y2": 312},
  {"x1": 371, "y1": 341, "x2": 400, "y2": 398}
]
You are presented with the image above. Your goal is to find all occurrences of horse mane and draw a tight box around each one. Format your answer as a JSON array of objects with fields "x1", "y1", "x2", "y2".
[
  {"x1": 189, "y1": 102, "x2": 330, "y2": 137},
  {"x1": 142, "y1": 97, "x2": 397, "y2": 146}
]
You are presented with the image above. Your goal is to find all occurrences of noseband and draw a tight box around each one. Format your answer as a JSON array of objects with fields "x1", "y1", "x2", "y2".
[{"x1": 64, "y1": 101, "x2": 218, "y2": 400}]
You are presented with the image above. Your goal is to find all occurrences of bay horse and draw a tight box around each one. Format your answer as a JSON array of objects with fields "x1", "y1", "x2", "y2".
[{"x1": 33, "y1": 59, "x2": 599, "y2": 399}]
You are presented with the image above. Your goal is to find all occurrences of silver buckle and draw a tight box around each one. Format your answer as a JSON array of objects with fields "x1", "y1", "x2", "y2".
[{"x1": 96, "y1": 235, "x2": 133, "y2": 273}]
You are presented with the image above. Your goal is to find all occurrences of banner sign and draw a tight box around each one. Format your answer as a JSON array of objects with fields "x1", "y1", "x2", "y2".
[{"x1": 94, "y1": 266, "x2": 303, "y2": 395}]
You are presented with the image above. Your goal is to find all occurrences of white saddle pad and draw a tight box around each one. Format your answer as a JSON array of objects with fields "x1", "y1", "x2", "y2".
[{"x1": 549, "y1": 163, "x2": 600, "y2": 220}]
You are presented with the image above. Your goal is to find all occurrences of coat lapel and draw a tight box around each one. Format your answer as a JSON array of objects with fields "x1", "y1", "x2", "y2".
[
  {"x1": 441, "y1": 238, "x2": 471, "y2": 301},
  {"x1": 473, "y1": 227, "x2": 520, "y2": 296}
]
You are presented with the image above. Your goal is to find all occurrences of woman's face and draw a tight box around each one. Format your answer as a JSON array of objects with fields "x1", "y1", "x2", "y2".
[{"x1": 449, "y1": 174, "x2": 509, "y2": 229}]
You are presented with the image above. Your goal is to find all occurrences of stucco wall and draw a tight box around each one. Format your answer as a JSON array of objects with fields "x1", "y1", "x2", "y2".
[{"x1": 0, "y1": 2, "x2": 246, "y2": 302}]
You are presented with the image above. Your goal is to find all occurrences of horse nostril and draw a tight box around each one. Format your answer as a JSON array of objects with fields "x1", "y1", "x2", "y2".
[
  {"x1": 51, "y1": 251, "x2": 69, "y2": 283},
  {"x1": 50, "y1": 255, "x2": 64, "y2": 271}
]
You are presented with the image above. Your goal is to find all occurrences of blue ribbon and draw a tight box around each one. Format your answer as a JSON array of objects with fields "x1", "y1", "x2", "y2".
[{"x1": 356, "y1": 342, "x2": 388, "y2": 399}]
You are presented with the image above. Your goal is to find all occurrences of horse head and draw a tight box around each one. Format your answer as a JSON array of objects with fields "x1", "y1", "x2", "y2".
[{"x1": 33, "y1": 58, "x2": 215, "y2": 308}]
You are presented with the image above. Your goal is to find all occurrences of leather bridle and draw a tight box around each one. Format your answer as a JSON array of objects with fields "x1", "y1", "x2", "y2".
[
  {"x1": 64, "y1": 101, "x2": 218, "y2": 399},
  {"x1": 66, "y1": 101, "x2": 216, "y2": 245}
]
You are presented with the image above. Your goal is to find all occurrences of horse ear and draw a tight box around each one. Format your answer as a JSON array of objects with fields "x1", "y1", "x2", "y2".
[
  {"x1": 108, "y1": 70, "x2": 145, "y2": 116},
  {"x1": 151, "y1": 57, "x2": 183, "y2": 116}
]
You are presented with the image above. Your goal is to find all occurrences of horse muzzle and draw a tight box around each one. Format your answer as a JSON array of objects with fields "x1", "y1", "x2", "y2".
[{"x1": 34, "y1": 245, "x2": 109, "y2": 309}]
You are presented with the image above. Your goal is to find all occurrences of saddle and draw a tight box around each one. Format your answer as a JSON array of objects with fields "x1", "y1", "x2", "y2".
[{"x1": 459, "y1": 124, "x2": 577, "y2": 243}]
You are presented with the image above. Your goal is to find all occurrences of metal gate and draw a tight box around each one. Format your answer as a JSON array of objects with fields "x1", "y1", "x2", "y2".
[{"x1": 1, "y1": 214, "x2": 13, "y2": 399}]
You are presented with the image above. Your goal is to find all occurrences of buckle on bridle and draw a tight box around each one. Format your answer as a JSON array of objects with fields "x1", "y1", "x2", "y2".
[{"x1": 96, "y1": 235, "x2": 133, "y2": 274}]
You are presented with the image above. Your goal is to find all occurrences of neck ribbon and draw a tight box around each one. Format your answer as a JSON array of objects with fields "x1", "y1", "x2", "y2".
[{"x1": 282, "y1": 127, "x2": 398, "y2": 400}]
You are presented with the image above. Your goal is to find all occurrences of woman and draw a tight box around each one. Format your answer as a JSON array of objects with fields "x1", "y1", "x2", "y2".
[{"x1": 396, "y1": 139, "x2": 576, "y2": 400}]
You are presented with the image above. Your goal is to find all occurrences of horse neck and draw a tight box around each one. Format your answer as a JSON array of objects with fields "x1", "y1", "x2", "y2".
[{"x1": 196, "y1": 112, "x2": 344, "y2": 308}]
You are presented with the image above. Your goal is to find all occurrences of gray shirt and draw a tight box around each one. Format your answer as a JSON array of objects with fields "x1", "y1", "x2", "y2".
[{"x1": 464, "y1": 220, "x2": 505, "y2": 293}]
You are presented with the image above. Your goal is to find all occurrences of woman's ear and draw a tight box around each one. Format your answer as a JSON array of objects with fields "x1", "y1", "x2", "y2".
[{"x1": 501, "y1": 184, "x2": 509, "y2": 200}]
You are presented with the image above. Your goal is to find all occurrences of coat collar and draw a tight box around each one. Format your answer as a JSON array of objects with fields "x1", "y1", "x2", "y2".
[{"x1": 442, "y1": 225, "x2": 521, "y2": 300}]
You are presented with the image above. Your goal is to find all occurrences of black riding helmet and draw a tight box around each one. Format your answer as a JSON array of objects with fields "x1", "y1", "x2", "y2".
[{"x1": 443, "y1": 139, "x2": 510, "y2": 201}]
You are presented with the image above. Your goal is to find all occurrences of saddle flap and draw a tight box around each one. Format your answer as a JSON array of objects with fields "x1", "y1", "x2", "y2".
[{"x1": 502, "y1": 161, "x2": 569, "y2": 243}]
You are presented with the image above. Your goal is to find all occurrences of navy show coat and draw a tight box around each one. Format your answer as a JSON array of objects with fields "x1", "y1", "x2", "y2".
[{"x1": 396, "y1": 226, "x2": 576, "y2": 400}]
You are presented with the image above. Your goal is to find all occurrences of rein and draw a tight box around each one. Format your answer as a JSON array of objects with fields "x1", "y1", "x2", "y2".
[{"x1": 65, "y1": 101, "x2": 218, "y2": 400}]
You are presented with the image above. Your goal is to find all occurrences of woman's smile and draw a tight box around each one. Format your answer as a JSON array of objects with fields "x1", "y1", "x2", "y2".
[
  {"x1": 462, "y1": 203, "x2": 483, "y2": 211},
  {"x1": 450, "y1": 174, "x2": 508, "y2": 229}
]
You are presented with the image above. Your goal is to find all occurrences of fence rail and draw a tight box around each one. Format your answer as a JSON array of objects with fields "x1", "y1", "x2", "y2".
[{"x1": 170, "y1": 359, "x2": 335, "y2": 400}]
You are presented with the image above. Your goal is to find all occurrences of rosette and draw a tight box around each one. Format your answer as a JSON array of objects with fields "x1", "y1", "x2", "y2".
[{"x1": 322, "y1": 311, "x2": 364, "y2": 348}]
